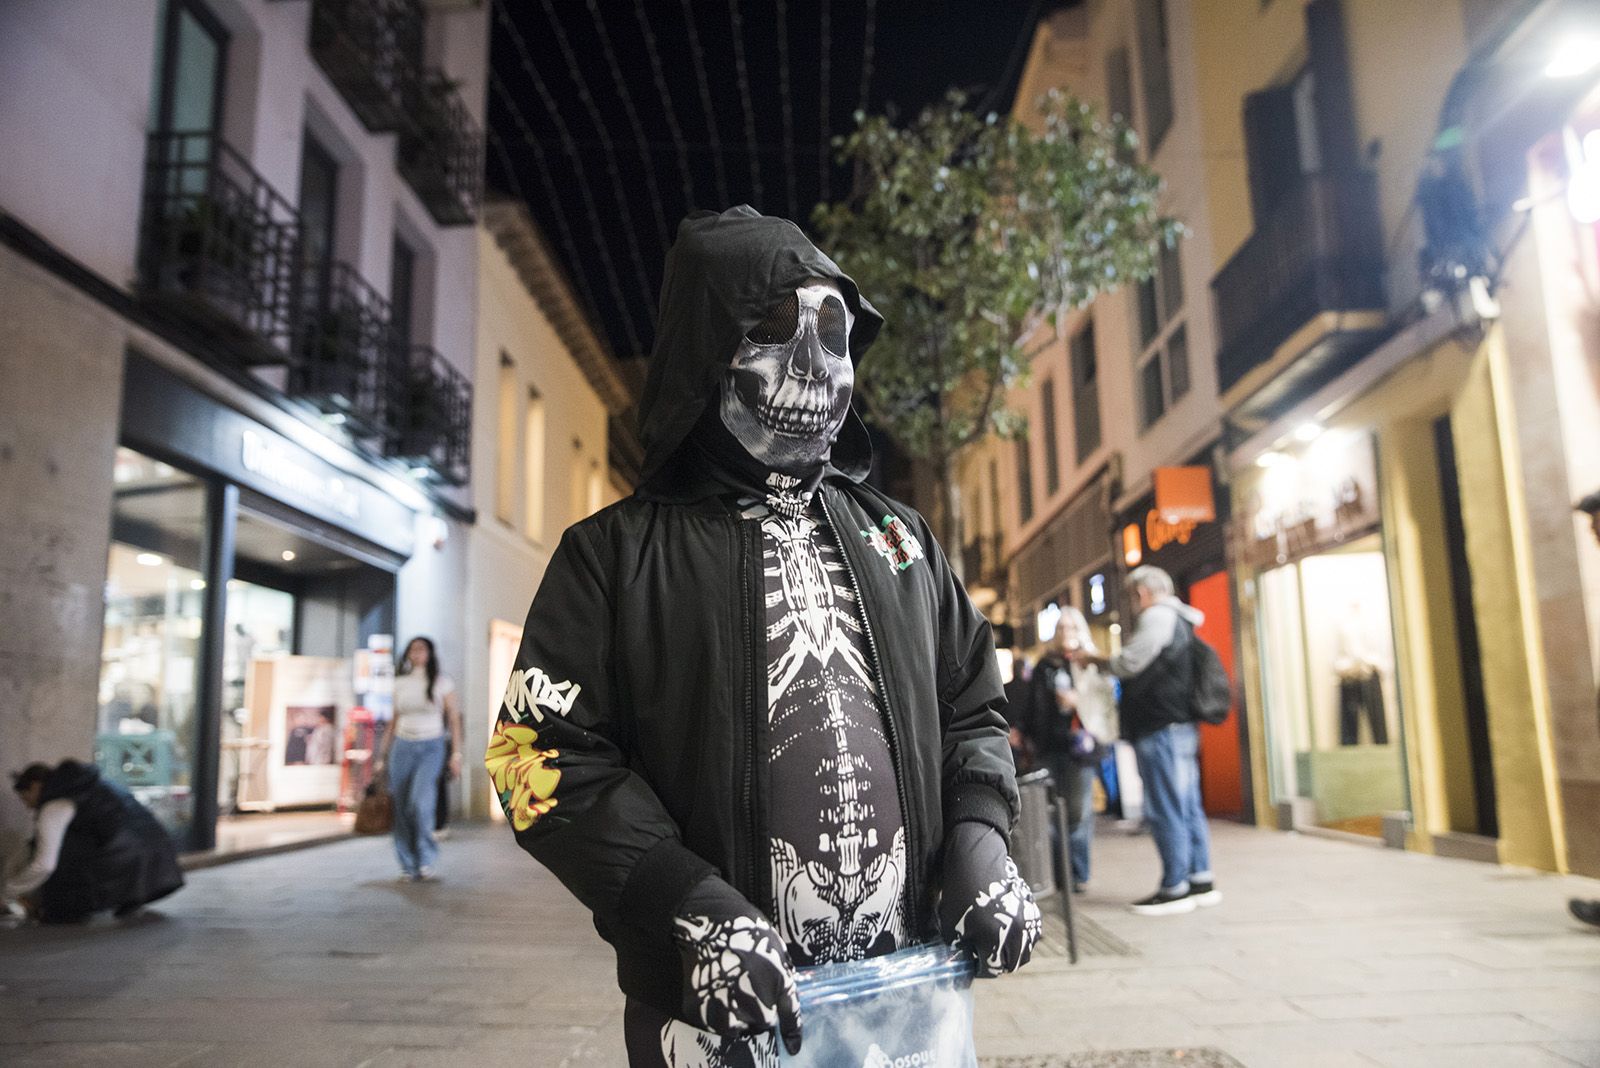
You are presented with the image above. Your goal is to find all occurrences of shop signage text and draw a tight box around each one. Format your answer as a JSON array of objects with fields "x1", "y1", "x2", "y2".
[{"x1": 242, "y1": 431, "x2": 361, "y2": 521}]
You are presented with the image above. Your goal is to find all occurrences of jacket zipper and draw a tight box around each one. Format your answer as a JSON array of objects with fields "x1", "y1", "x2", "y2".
[
  {"x1": 738, "y1": 513, "x2": 761, "y2": 906},
  {"x1": 820, "y1": 491, "x2": 920, "y2": 941}
]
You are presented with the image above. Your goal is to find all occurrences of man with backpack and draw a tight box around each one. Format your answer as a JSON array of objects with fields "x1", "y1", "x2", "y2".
[{"x1": 1074, "y1": 565, "x2": 1224, "y2": 916}]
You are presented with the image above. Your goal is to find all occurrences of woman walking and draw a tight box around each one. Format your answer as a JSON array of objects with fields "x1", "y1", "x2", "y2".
[{"x1": 374, "y1": 636, "x2": 463, "y2": 881}]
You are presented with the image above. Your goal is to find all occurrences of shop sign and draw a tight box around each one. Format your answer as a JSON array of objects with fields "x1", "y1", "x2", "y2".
[
  {"x1": 1146, "y1": 508, "x2": 1198, "y2": 552},
  {"x1": 242, "y1": 431, "x2": 360, "y2": 521},
  {"x1": 1122, "y1": 523, "x2": 1143, "y2": 567},
  {"x1": 1239, "y1": 431, "x2": 1380, "y2": 570},
  {"x1": 1153, "y1": 466, "x2": 1216, "y2": 523}
]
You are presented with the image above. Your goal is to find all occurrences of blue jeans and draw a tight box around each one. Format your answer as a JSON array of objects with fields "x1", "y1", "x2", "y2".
[
  {"x1": 1132, "y1": 723, "x2": 1212, "y2": 892},
  {"x1": 389, "y1": 736, "x2": 447, "y2": 876},
  {"x1": 1045, "y1": 752, "x2": 1095, "y2": 886}
]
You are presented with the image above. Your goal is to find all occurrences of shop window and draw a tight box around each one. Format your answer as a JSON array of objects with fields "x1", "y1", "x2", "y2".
[
  {"x1": 1134, "y1": 238, "x2": 1188, "y2": 432},
  {"x1": 524, "y1": 387, "x2": 545, "y2": 541},
  {"x1": 100, "y1": 448, "x2": 209, "y2": 840},
  {"x1": 1070, "y1": 320, "x2": 1101, "y2": 463},
  {"x1": 495, "y1": 353, "x2": 517, "y2": 525},
  {"x1": 1256, "y1": 534, "x2": 1407, "y2": 837},
  {"x1": 1133, "y1": 0, "x2": 1175, "y2": 154},
  {"x1": 1040, "y1": 377, "x2": 1061, "y2": 497}
]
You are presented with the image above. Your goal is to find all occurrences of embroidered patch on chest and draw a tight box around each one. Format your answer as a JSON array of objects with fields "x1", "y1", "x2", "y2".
[{"x1": 860, "y1": 514, "x2": 925, "y2": 573}]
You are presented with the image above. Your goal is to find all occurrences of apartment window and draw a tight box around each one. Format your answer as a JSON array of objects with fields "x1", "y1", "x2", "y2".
[
  {"x1": 1135, "y1": 239, "x2": 1188, "y2": 431},
  {"x1": 1015, "y1": 438, "x2": 1034, "y2": 525},
  {"x1": 987, "y1": 459, "x2": 1003, "y2": 546},
  {"x1": 495, "y1": 354, "x2": 517, "y2": 524},
  {"x1": 390, "y1": 236, "x2": 417, "y2": 347},
  {"x1": 587, "y1": 460, "x2": 604, "y2": 516},
  {"x1": 298, "y1": 134, "x2": 339, "y2": 271},
  {"x1": 1040, "y1": 378, "x2": 1061, "y2": 497},
  {"x1": 524, "y1": 388, "x2": 545, "y2": 541},
  {"x1": 569, "y1": 439, "x2": 589, "y2": 527},
  {"x1": 1070, "y1": 321, "x2": 1101, "y2": 463},
  {"x1": 1244, "y1": 65, "x2": 1320, "y2": 220},
  {"x1": 1106, "y1": 47, "x2": 1134, "y2": 128},
  {"x1": 151, "y1": 0, "x2": 228, "y2": 136},
  {"x1": 1134, "y1": 0, "x2": 1175, "y2": 154}
]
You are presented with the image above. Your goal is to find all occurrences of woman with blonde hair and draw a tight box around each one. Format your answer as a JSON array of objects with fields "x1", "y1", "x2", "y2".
[{"x1": 1026, "y1": 605, "x2": 1117, "y2": 892}]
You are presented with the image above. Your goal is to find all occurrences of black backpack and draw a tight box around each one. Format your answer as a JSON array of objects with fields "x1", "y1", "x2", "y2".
[{"x1": 1184, "y1": 622, "x2": 1232, "y2": 725}]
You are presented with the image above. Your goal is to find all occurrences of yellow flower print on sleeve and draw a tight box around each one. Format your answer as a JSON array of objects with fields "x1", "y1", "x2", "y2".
[{"x1": 486, "y1": 720, "x2": 561, "y2": 830}]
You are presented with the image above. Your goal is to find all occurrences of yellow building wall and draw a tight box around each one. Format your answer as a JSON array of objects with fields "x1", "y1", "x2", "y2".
[
  {"x1": 1190, "y1": 0, "x2": 1308, "y2": 271},
  {"x1": 1448, "y1": 332, "x2": 1565, "y2": 871}
]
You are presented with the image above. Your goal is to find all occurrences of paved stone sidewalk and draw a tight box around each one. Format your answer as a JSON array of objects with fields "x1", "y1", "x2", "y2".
[{"x1": 0, "y1": 821, "x2": 1596, "y2": 1067}]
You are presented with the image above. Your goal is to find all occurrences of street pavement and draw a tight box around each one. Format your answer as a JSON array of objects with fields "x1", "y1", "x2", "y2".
[{"x1": 1, "y1": 820, "x2": 1597, "y2": 1067}]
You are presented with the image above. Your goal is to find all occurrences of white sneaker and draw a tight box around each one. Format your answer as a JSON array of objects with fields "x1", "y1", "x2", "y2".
[{"x1": 1130, "y1": 887, "x2": 1197, "y2": 916}]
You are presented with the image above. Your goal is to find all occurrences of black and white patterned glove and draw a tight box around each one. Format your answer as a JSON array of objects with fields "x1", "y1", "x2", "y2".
[
  {"x1": 672, "y1": 874, "x2": 803, "y2": 1055},
  {"x1": 938, "y1": 820, "x2": 1042, "y2": 977}
]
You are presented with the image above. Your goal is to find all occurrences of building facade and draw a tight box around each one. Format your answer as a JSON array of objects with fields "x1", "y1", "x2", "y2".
[
  {"x1": 463, "y1": 198, "x2": 635, "y2": 820},
  {"x1": 0, "y1": 0, "x2": 487, "y2": 854},
  {"x1": 965, "y1": 0, "x2": 1246, "y2": 817},
  {"x1": 1193, "y1": 0, "x2": 1600, "y2": 875}
]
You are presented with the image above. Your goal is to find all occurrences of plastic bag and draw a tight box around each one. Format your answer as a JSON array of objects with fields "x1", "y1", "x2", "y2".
[{"x1": 781, "y1": 944, "x2": 977, "y2": 1068}]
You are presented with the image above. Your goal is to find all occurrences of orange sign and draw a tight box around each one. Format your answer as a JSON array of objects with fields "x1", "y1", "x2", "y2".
[
  {"x1": 1122, "y1": 523, "x2": 1143, "y2": 567},
  {"x1": 1154, "y1": 466, "x2": 1216, "y2": 523},
  {"x1": 1147, "y1": 509, "x2": 1198, "y2": 552}
]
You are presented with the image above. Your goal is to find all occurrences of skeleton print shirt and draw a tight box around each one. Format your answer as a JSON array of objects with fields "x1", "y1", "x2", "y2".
[{"x1": 760, "y1": 501, "x2": 907, "y2": 966}]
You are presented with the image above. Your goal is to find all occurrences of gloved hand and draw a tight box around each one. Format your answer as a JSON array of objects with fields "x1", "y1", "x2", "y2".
[
  {"x1": 938, "y1": 820, "x2": 1042, "y2": 977},
  {"x1": 672, "y1": 874, "x2": 803, "y2": 1055}
]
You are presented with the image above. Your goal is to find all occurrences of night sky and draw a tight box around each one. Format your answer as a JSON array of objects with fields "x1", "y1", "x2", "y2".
[{"x1": 485, "y1": 0, "x2": 1051, "y2": 365}]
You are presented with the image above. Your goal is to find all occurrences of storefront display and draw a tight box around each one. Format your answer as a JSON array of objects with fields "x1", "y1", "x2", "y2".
[
  {"x1": 98, "y1": 354, "x2": 419, "y2": 850},
  {"x1": 1235, "y1": 430, "x2": 1409, "y2": 837}
]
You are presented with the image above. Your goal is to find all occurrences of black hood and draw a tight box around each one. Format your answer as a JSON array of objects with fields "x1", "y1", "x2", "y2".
[
  {"x1": 637, "y1": 206, "x2": 883, "y2": 499},
  {"x1": 40, "y1": 759, "x2": 102, "y2": 803}
]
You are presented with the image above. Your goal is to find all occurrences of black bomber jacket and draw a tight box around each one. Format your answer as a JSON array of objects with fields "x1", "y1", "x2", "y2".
[{"x1": 487, "y1": 206, "x2": 1019, "y2": 1018}]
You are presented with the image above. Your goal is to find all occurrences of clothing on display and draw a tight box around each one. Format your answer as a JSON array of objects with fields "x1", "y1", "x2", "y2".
[{"x1": 1338, "y1": 671, "x2": 1388, "y2": 745}]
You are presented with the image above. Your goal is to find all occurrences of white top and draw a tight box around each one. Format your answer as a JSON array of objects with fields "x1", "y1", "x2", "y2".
[
  {"x1": 392, "y1": 671, "x2": 455, "y2": 740},
  {"x1": 4, "y1": 798, "x2": 75, "y2": 899}
]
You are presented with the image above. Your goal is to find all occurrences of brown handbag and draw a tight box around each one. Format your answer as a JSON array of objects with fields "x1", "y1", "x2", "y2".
[{"x1": 354, "y1": 782, "x2": 393, "y2": 835}]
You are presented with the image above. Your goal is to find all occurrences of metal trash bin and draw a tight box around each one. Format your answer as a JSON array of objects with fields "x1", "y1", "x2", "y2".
[{"x1": 1013, "y1": 769, "x2": 1057, "y2": 898}]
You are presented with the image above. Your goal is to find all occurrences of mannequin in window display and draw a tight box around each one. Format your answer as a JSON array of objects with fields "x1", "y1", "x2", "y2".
[
  {"x1": 1332, "y1": 597, "x2": 1388, "y2": 746},
  {"x1": 488, "y1": 207, "x2": 1039, "y2": 1066}
]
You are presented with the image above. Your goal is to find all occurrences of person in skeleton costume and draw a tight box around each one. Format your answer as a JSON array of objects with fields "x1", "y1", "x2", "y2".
[{"x1": 489, "y1": 206, "x2": 1039, "y2": 1067}]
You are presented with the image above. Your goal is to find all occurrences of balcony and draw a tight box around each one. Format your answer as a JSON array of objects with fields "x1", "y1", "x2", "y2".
[
  {"x1": 309, "y1": 0, "x2": 424, "y2": 132},
  {"x1": 138, "y1": 132, "x2": 302, "y2": 363},
  {"x1": 1211, "y1": 171, "x2": 1387, "y2": 399},
  {"x1": 387, "y1": 345, "x2": 471, "y2": 485},
  {"x1": 397, "y1": 70, "x2": 483, "y2": 226},
  {"x1": 291, "y1": 261, "x2": 396, "y2": 434}
]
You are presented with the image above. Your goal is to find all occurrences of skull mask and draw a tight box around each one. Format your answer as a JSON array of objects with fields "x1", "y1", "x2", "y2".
[{"x1": 719, "y1": 280, "x2": 855, "y2": 476}]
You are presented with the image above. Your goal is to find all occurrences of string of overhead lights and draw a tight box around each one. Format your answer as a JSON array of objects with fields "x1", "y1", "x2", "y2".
[
  {"x1": 586, "y1": 0, "x2": 673, "y2": 252},
  {"x1": 491, "y1": 0, "x2": 646, "y2": 356},
  {"x1": 680, "y1": 0, "x2": 731, "y2": 207},
  {"x1": 631, "y1": 0, "x2": 697, "y2": 212},
  {"x1": 819, "y1": 0, "x2": 832, "y2": 204},
  {"x1": 858, "y1": 0, "x2": 878, "y2": 124},
  {"x1": 487, "y1": 58, "x2": 643, "y2": 358},
  {"x1": 775, "y1": 0, "x2": 798, "y2": 220},
  {"x1": 536, "y1": 0, "x2": 660, "y2": 327},
  {"x1": 727, "y1": 0, "x2": 765, "y2": 207}
]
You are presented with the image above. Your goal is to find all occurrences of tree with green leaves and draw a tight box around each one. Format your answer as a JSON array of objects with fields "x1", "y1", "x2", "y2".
[{"x1": 815, "y1": 90, "x2": 1179, "y2": 566}]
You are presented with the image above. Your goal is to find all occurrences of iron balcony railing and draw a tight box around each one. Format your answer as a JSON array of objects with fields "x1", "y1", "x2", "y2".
[
  {"x1": 138, "y1": 131, "x2": 302, "y2": 362},
  {"x1": 397, "y1": 69, "x2": 484, "y2": 227},
  {"x1": 388, "y1": 344, "x2": 472, "y2": 485},
  {"x1": 1211, "y1": 171, "x2": 1387, "y2": 394},
  {"x1": 309, "y1": 0, "x2": 424, "y2": 132},
  {"x1": 291, "y1": 260, "x2": 397, "y2": 434}
]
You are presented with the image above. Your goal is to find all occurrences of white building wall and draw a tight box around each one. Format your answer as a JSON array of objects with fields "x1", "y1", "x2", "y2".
[{"x1": 460, "y1": 227, "x2": 613, "y2": 817}]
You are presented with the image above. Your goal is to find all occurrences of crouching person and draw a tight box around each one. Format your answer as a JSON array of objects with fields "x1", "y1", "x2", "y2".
[{"x1": 6, "y1": 760, "x2": 184, "y2": 924}]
